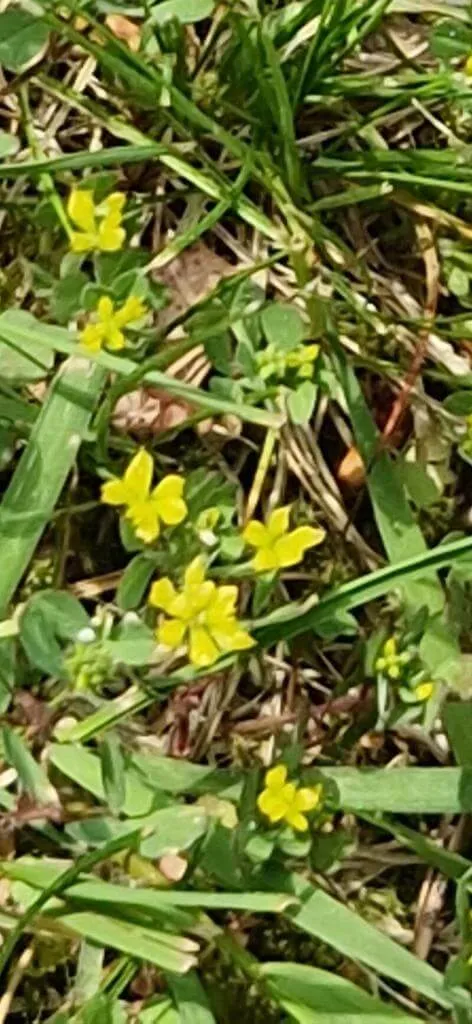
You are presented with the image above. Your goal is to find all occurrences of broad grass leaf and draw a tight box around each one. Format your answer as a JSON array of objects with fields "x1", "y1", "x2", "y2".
[
  {"x1": 117, "y1": 556, "x2": 157, "y2": 610},
  {"x1": 262, "y1": 962, "x2": 423, "y2": 1022},
  {"x1": 100, "y1": 734, "x2": 126, "y2": 816},
  {"x1": 0, "y1": 310, "x2": 54, "y2": 382}
]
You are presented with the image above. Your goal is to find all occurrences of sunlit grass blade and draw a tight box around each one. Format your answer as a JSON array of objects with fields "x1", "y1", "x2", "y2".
[{"x1": 0, "y1": 356, "x2": 105, "y2": 615}]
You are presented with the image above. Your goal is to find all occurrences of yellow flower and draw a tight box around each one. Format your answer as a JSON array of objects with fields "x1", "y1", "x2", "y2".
[
  {"x1": 465, "y1": 55, "x2": 472, "y2": 76},
  {"x1": 243, "y1": 505, "x2": 325, "y2": 573},
  {"x1": 375, "y1": 637, "x2": 411, "y2": 680},
  {"x1": 80, "y1": 295, "x2": 146, "y2": 352},
  {"x1": 286, "y1": 344, "x2": 320, "y2": 378},
  {"x1": 68, "y1": 189, "x2": 126, "y2": 252},
  {"x1": 101, "y1": 448, "x2": 187, "y2": 543},
  {"x1": 414, "y1": 681, "x2": 434, "y2": 702},
  {"x1": 257, "y1": 765, "x2": 322, "y2": 833},
  {"x1": 149, "y1": 556, "x2": 255, "y2": 668}
]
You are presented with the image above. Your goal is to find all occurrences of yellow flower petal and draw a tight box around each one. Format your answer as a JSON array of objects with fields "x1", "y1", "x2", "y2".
[
  {"x1": 80, "y1": 323, "x2": 106, "y2": 351},
  {"x1": 105, "y1": 327, "x2": 125, "y2": 351},
  {"x1": 70, "y1": 231, "x2": 96, "y2": 253},
  {"x1": 97, "y1": 295, "x2": 114, "y2": 320},
  {"x1": 101, "y1": 478, "x2": 129, "y2": 506},
  {"x1": 284, "y1": 808, "x2": 308, "y2": 832},
  {"x1": 127, "y1": 500, "x2": 160, "y2": 543},
  {"x1": 114, "y1": 295, "x2": 146, "y2": 327},
  {"x1": 206, "y1": 587, "x2": 238, "y2": 624},
  {"x1": 257, "y1": 790, "x2": 288, "y2": 823},
  {"x1": 383, "y1": 637, "x2": 397, "y2": 659},
  {"x1": 294, "y1": 785, "x2": 322, "y2": 813},
  {"x1": 189, "y1": 626, "x2": 219, "y2": 667},
  {"x1": 68, "y1": 189, "x2": 95, "y2": 232},
  {"x1": 264, "y1": 765, "x2": 287, "y2": 791},
  {"x1": 274, "y1": 525, "x2": 325, "y2": 569},
  {"x1": 153, "y1": 475, "x2": 187, "y2": 525},
  {"x1": 158, "y1": 617, "x2": 187, "y2": 649},
  {"x1": 242, "y1": 520, "x2": 270, "y2": 548},
  {"x1": 98, "y1": 221, "x2": 125, "y2": 252},
  {"x1": 101, "y1": 192, "x2": 126, "y2": 216},
  {"x1": 211, "y1": 622, "x2": 255, "y2": 653},
  {"x1": 148, "y1": 577, "x2": 177, "y2": 612},
  {"x1": 252, "y1": 547, "x2": 279, "y2": 573},
  {"x1": 184, "y1": 556, "x2": 206, "y2": 588},
  {"x1": 122, "y1": 449, "x2": 153, "y2": 503},
  {"x1": 414, "y1": 681, "x2": 434, "y2": 702},
  {"x1": 267, "y1": 505, "x2": 291, "y2": 540}
]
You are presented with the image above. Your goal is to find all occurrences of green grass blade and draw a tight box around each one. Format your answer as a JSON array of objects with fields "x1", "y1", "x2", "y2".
[
  {"x1": 0, "y1": 356, "x2": 105, "y2": 615},
  {"x1": 268, "y1": 873, "x2": 471, "y2": 1012}
]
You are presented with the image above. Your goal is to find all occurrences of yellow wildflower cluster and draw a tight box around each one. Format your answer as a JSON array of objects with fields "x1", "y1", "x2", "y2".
[
  {"x1": 80, "y1": 295, "x2": 146, "y2": 352},
  {"x1": 68, "y1": 189, "x2": 126, "y2": 253},
  {"x1": 375, "y1": 637, "x2": 434, "y2": 704},
  {"x1": 101, "y1": 449, "x2": 187, "y2": 544},
  {"x1": 149, "y1": 556, "x2": 254, "y2": 668},
  {"x1": 375, "y1": 637, "x2": 410, "y2": 680},
  {"x1": 243, "y1": 505, "x2": 325, "y2": 573},
  {"x1": 258, "y1": 765, "x2": 322, "y2": 832}
]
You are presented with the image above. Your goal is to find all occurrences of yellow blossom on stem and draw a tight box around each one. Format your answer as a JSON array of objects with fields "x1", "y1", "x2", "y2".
[
  {"x1": 101, "y1": 448, "x2": 187, "y2": 543},
  {"x1": 257, "y1": 765, "x2": 322, "y2": 833},
  {"x1": 67, "y1": 189, "x2": 126, "y2": 252},
  {"x1": 375, "y1": 637, "x2": 411, "y2": 680},
  {"x1": 413, "y1": 681, "x2": 434, "y2": 702},
  {"x1": 149, "y1": 556, "x2": 255, "y2": 668},
  {"x1": 80, "y1": 295, "x2": 146, "y2": 352},
  {"x1": 243, "y1": 505, "x2": 325, "y2": 573}
]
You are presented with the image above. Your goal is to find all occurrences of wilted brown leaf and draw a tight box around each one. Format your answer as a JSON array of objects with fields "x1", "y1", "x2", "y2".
[{"x1": 105, "y1": 14, "x2": 141, "y2": 52}]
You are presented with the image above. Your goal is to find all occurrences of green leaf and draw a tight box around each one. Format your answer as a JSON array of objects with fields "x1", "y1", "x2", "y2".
[
  {"x1": 53, "y1": 910, "x2": 197, "y2": 974},
  {"x1": 311, "y1": 766, "x2": 472, "y2": 813},
  {"x1": 20, "y1": 591, "x2": 90, "y2": 676},
  {"x1": 262, "y1": 962, "x2": 422, "y2": 1022},
  {"x1": 150, "y1": 0, "x2": 216, "y2": 24},
  {"x1": 443, "y1": 391, "x2": 472, "y2": 416},
  {"x1": 2, "y1": 726, "x2": 57, "y2": 806},
  {"x1": 49, "y1": 744, "x2": 156, "y2": 817},
  {"x1": 117, "y1": 556, "x2": 156, "y2": 611},
  {"x1": 168, "y1": 973, "x2": 217, "y2": 1024},
  {"x1": 51, "y1": 271, "x2": 89, "y2": 324},
  {"x1": 287, "y1": 381, "x2": 317, "y2": 425},
  {"x1": 103, "y1": 619, "x2": 155, "y2": 666},
  {"x1": 270, "y1": 872, "x2": 471, "y2": 1012},
  {"x1": 0, "y1": 10, "x2": 49, "y2": 71},
  {"x1": 0, "y1": 310, "x2": 54, "y2": 382},
  {"x1": 139, "y1": 806, "x2": 208, "y2": 858},
  {"x1": 100, "y1": 734, "x2": 126, "y2": 816},
  {"x1": 0, "y1": 350, "x2": 105, "y2": 617},
  {"x1": 399, "y1": 459, "x2": 440, "y2": 509},
  {"x1": 0, "y1": 132, "x2": 19, "y2": 158},
  {"x1": 443, "y1": 702, "x2": 472, "y2": 766},
  {"x1": 430, "y1": 18, "x2": 472, "y2": 60},
  {"x1": 261, "y1": 303, "x2": 306, "y2": 352},
  {"x1": 138, "y1": 999, "x2": 178, "y2": 1023},
  {"x1": 448, "y1": 266, "x2": 470, "y2": 298}
]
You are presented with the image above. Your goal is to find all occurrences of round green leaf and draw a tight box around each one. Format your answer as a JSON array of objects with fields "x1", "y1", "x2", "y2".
[{"x1": 0, "y1": 10, "x2": 49, "y2": 71}]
